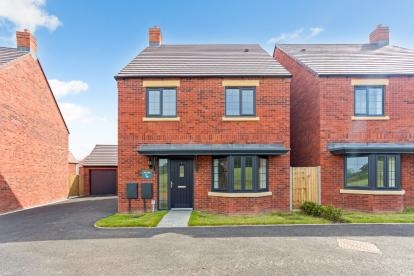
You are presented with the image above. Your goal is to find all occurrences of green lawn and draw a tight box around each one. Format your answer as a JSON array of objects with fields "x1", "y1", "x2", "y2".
[
  {"x1": 343, "y1": 208, "x2": 414, "y2": 223},
  {"x1": 188, "y1": 211, "x2": 330, "y2": 226},
  {"x1": 96, "y1": 211, "x2": 168, "y2": 227}
]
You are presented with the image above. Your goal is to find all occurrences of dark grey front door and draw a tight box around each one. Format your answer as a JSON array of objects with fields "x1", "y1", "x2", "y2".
[{"x1": 170, "y1": 160, "x2": 193, "y2": 208}]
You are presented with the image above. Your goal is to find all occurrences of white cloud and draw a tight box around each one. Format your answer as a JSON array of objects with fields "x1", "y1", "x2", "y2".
[
  {"x1": 267, "y1": 28, "x2": 304, "y2": 44},
  {"x1": 49, "y1": 79, "x2": 89, "y2": 99},
  {"x1": 308, "y1": 27, "x2": 324, "y2": 38},
  {"x1": 0, "y1": 0, "x2": 61, "y2": 32},
  {"x1": 267, "y1": 27, "x2": 324, "y2": 44},
  {"x1": 58, "y1": 102, "x2": 91, "y2": 124}
]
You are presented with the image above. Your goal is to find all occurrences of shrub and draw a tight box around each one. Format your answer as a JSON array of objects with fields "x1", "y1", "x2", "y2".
[{"x1": 301, "y1": 201, "x2": 344, "y2": 222}]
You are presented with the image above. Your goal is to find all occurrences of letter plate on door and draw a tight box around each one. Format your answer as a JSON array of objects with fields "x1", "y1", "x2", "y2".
[{"x1": 177, "y1": 185, "x2": 186, "y2": 189}]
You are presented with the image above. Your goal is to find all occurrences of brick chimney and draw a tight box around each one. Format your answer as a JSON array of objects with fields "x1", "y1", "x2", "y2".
[
  {"x1": 16, "y1": 29, "x2": 37, "y2": 58},
  {"x1": 149, "y1": 26, "x2": 162, "y2": 46},
  {"x1": 369, "y1": 24, "x2": 389, "y2": 46}
]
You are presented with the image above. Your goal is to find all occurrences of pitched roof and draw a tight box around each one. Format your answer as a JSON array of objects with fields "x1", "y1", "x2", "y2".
[
  {"x1": 276, "y1": 44, "x2": 414, "y2": 76},
  {"x1": 81, "y1": 145, "x2": 118, "y2": 167},
  {"x1": 116, "y1": 44, "x2": 290, "y2": 77},
  {"x1": 0, "y1": 47, "x2": 29, "y2": 68},
  {"x1": 68, "y1": 151, "x2": 79, "y2": 164}
]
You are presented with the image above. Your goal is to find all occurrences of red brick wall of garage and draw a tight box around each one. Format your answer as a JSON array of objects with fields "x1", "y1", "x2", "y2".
[
  {"x1": 274, "y1": 48, "x2": 320, "y2": 167},
  {"x1": 117, "y1": 77, "x2": 291, "y2": 213},
  {"x1": 275, "y1": 44, "x2": 414, "y2": 212},
  {"x1": 0, "y1": 55, "x2": 69, "y2": 213},
  {"x1": 318, "y1": 76, "x2": 414, "y2": 212},
  {"x1": 79, "y1": 166, "x2": 118, "y2": 196}
]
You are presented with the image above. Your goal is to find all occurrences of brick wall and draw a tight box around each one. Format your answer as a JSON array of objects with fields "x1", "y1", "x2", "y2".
[
  {"x1": 0, "y1": 55, "x2": 68, "y2": 213},
  {"x1": 274, "y1": 48, "x2": 320, "y2": 166},
  {"x1": 276, "y1": 45, "x2": 414, "y2": 212},
  {"x1": 117, "y1": 77, "x2": 291, "y2": 213}
]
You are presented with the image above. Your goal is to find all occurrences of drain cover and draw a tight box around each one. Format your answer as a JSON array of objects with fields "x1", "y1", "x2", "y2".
[{"x1": 337, "y1": 238, "x2": 382, "y2": 254}]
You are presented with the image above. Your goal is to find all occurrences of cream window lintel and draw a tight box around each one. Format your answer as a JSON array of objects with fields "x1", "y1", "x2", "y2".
[
  {"x1": 143, "y1": 80, "x2": 180, "y2": 87},
  {"x1": 142, "y1": 117, "x2": 180, "y2": 122},
  {"x1": 222, "y1": 80, "x2": 260, "y2": 87},
  {"x1": 208, "y1": 191, "x2": 272, "y2": 198},
  {"x1": 351, "y1": 79, "x2": 389, "y2": 86},
  {"x1": 351, "y1": 116, "x2": 390, "y2": 121},
  {"x1": 339, "y1": 189, "x2": 405, "y2": 195}
]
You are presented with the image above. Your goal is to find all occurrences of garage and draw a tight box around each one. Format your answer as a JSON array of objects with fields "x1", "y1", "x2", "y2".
[
  {"x1": 80, "y1": 145, "x2": 118, "y2": 196},
  {"x1": 90, "y1": 169, "x2": 117, "y2": 195}
]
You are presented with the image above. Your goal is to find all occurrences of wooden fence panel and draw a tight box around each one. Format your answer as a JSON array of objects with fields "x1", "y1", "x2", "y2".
[
  {"x1": 291, "y1": 166, "x2": 320, "y2": 209},
  {"x1": 68, "y1": 175, "x2": 80, "y2": 197}
]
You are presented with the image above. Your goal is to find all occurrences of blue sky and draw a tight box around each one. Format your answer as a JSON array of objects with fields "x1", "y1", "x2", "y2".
[{"x1": 1, "y1": 0, "x2": 414, "y2": 159}]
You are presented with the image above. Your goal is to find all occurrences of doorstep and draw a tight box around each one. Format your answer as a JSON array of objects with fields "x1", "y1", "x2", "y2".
[{"x1": 157, "y1": 210, "x2": 192, "y2": 228}]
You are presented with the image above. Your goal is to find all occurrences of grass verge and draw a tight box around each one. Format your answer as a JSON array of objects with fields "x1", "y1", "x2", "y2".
[
  {"x1": 188, "y1": 211, "x2": 330, "y2": 226},
  {"x1": 343, "y1": 208, "x2": 414, "y2": 223},
  {"x1": 96, "y1": 211, "x2": 168, "y2": 227}
]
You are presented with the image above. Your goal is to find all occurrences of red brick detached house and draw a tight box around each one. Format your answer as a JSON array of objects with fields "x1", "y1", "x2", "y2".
[
  {"x1": 116, "y1": 27, "x2": 291, "y2": 214},
  {"x1": 275, "y1": 25, "x2": 414, "y2": 212},
  {"x1": 0, "y1": 30, "x2": 69, "y2": 213}
]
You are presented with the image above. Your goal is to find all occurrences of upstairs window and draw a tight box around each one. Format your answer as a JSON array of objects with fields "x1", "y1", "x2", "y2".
[
  {"x1": 147, "y1": 88, "x2": 177, "y2": 117},
  {"x1": 354, "y1": 86, "x2": 384, "y2": 116},
  {"x1": 225, "y1": 87, "x2": 255, "y2": 116}
]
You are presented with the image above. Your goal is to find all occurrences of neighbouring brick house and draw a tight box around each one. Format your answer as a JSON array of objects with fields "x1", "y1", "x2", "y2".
[
  {"x1": 116, "y1": 27, "x2": 291, "y2": 214},
  {"x1": 0, "y1": 30, "x2": 69, "y2": 213},
  {"x1": 275, "y1": 25, "x2": 414, "y2": 212}
]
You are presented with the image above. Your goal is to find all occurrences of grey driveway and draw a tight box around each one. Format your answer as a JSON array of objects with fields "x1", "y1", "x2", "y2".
[{"x1": 1, "y1": 197, "x2": 414, "y2": 275}]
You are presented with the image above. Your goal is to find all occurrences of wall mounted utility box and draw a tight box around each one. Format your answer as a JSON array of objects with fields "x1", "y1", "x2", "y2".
[
  {"x1": 126, "y1": 183, "x2": 138, "y2": 199},
  {"x1": 141, "y1": 183, "x2": 153, "y2": 199}
]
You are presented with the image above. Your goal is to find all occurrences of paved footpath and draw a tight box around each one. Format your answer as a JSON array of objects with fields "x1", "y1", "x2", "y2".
[
  {"x1": 157, "y1": 209, "x2": 192, "y2": 227},
  {"x1": 1, "y1": 197, "x2": 414, "y2": 275}
]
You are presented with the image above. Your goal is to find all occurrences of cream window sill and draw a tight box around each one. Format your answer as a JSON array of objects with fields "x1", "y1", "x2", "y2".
[
  {"x1": 208, "y1": 191, "x2": 272, "y2": 198},
  {"x1": 221, "y1": 116, "x2": 260, "y2": 121},
  {"x1": 340, "y1": 189, "x2": 405, "y2": 195},
  {"x1": 142, "y1": 117, "x2": 180, "y2": 122},
  {"x1": 351, "y1": 116, "x2": 390, "y2": 121}
]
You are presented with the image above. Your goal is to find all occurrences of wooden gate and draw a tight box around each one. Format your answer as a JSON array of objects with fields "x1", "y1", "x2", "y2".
[{"x1": 290, "y1": 166, "x2": 320, "y2": 209}]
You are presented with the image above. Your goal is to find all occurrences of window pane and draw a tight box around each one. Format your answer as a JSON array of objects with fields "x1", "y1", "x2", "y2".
[
  {"x1": 259, "y1": 158, "x2": 267, "y2": 189},
  {"x1": 233, "y1": 157, "x2": 242, "y2": 190},
  {"x1": 244, "y1": 157, "x2": 253, "y2": 190},
  {"x1": 162, "y1": 89, "x2": 176, "y2": 116},
  {"x1": 179, "y1": 163, "x2": 184, "y2": 178},
  {"x1": 388, "y1": 156, "x2": 396, "y2": 188},
  {"x1": 346, "y1": 156, "x2": 369, "y2": 187},
  {"x1": 226, "y1": 89, "x2": 240, "y2": 116},
  {"x1": 355, "y1": 89, "x2": 367, "y2": 114},
  {"x1": 368, "y1": 88, "x2": 383, "y2": 115},
  {"x1": 213, "y1": 158, "x2": 227, "y2": 190},
  {"x1": 376, "y1": 156, "x2": 385, "y2": 188},
  {"x1": 148, "y1": 90, "x2": 161, "y2": 115},
  {"x1": 158, "y1": 159, "x2": 168, "y2": 209},
  {"x1": 241, "y1": 89, "x2": 254, "y2": 115}
]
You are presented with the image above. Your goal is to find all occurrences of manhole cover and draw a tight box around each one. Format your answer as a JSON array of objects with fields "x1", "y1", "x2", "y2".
[{"x1": 337, "y1": 238, "x2": 382, "y2": 254}]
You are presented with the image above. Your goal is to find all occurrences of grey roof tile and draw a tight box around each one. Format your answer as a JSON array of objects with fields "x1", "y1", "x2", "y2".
[
  {"x1": 81, "y1": 145, "x2": 118, "y2": 166},
  {"x1": 277, "y1": 44, "x2": 414, "y2": 76},
  {"x1": 0, "y1": 47, "x2": 29, "y2": 68},
  {"x1": 117, "y1": 44, "x2": 290, "y2": 77}
]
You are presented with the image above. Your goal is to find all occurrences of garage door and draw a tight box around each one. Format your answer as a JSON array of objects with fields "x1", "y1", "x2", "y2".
[{"x1": 90, "y1": 170, "x2": 117, "y2": 195}]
